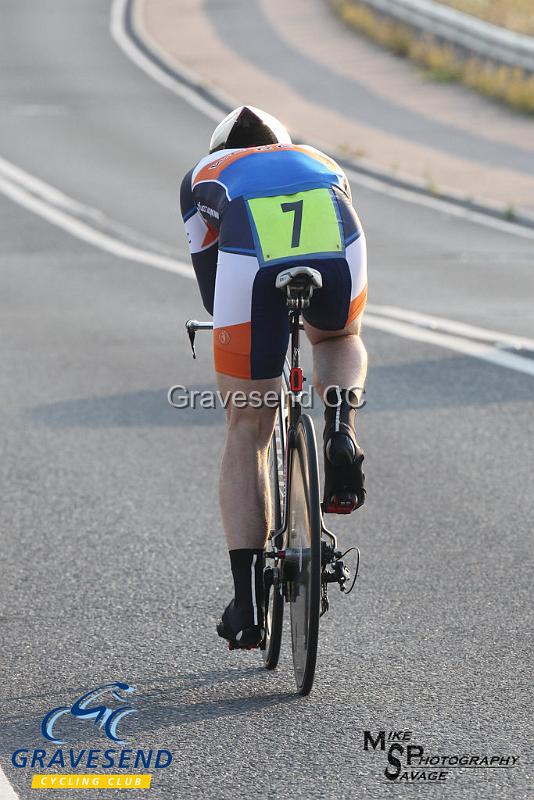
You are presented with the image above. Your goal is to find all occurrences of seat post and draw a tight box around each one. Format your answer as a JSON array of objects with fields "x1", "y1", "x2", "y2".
[{"x1": 274, "y1": 266, "x2": 323, "y2": 428}]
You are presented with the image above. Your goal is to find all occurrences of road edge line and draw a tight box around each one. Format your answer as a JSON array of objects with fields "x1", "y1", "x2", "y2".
[
  {"x1": 0, "y1": 764, "x2": 20, "y2": 799},
  {"x1": 0, "y1": 171, "x2": 194, "y2": 278},
  {"x1": 364, "y1": 315, "x2": 534, "y2": 377},
  {"x1": 366, "y1": 303, "x2": 534, "y2": 350},
  {"x1": 110, "y1": 0, "x2": 223, "y2": 122}
]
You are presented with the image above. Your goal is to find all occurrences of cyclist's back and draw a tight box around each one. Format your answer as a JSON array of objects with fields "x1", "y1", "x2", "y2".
[{"x1": 181, "y1": 142, "x2": 367, "y2": 381}]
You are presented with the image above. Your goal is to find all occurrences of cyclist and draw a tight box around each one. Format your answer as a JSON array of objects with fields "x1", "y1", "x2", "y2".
[{"x1": 180, "y1": 106, "x2": 367, "y2": 650}]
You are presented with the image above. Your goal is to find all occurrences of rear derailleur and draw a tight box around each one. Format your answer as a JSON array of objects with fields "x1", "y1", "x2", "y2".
[{"x1": 320, "y1": 541, "x2": 360, "y2": 616}]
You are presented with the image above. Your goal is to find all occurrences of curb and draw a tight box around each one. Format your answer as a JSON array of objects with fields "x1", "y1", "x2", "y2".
[{"x1": 125, "y1": 0, "x2": 534, "y2": 232}]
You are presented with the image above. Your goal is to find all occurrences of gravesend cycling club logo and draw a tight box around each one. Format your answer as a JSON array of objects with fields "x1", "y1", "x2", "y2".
[
  {"x1": 218, "y1": 329, "x2": 231, "y2": 345},
  {"x1": 363, "y1": 729, "x2": 521, "y2": 783},
  {"x1": 11, "y1": 681, "x2": 173, "y2": 791},
  {"x1": 42, "y1": 682, "x2": 136, "y2": 745}
]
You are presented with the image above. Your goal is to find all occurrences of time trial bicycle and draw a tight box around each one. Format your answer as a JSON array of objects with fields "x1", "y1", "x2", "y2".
[{"x1": 186, "y1": 265, "x2": 360, "y2": 696}]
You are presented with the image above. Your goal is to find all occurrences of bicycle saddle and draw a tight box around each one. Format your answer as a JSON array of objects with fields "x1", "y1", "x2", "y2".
[
  {"x1": 275, "y1": 266, "x2": 323, "y2": 291},
  {"x1": 275, "y1": 266, "x2": 322, "y2": 308}
]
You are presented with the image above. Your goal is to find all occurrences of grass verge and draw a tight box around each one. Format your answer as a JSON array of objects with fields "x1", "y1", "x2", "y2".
[
  {"x1": 438, "y1": 0, "x2": 534, "y2": 36},
  {"x1": 329, "y1": 0, "x2": 534, "y2": 114}
]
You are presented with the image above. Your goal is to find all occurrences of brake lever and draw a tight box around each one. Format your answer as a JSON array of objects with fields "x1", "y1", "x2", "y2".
[{"x1": 187, "y1": 326, "x2": 197, "y2": 359}]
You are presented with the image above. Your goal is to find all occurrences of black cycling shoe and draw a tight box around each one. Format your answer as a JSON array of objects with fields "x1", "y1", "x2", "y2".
[
  {"x1": 216, "y1": 599, "x2": 265, "y2": 650},
  {"x1": 322, "y1": 388, "x2": 365, "y2": 514}
]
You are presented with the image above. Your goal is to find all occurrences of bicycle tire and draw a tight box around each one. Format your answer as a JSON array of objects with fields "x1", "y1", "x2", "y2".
[
  {"x1": 262, "y1": 392, "x2": 287, "y2": 669},
  {"x1": 286, "y1": 413, "x2": 322, "y2": 695}
]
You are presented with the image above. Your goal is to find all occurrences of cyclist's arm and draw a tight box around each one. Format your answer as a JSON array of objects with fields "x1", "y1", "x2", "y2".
[
  {"x1": 341, "y1": 172, "x2": 352, "y2": 205},
  {"x1": 180, "y1": 169, "x2": 219, "y2": 315},
  {"x1": 331, "y1": 159, "x2": 352, "y2": 205}
]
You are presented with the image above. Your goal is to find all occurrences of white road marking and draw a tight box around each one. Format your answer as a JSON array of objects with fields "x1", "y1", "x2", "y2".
[
  {"x1": 0, "y1": 765, "x2": 20, "y2": 799},
  {"x1": 0, "y1": 162, "x2": 193, "y2": 279},
  {"x1": 345, "y1": 169, "x2": 534, "y2": 241},
  {"x1": 364, "y1": 313, "x2": 534, "y2": 376},
  {"x1": 0, "y1": 152, "x2": 532, "y2": 378},
  {"x1": 0, "y1": 155, "x2": 90, "y2": 214},
  {"x1": 367, "y1": 303, "x2": 534, "y2": 351},
  {"x1": 113, "y1": 0, "x2": 534, "y2": 241},
  {"x1": 110, "y1": 0, "x2": 221, "y2": 122}
]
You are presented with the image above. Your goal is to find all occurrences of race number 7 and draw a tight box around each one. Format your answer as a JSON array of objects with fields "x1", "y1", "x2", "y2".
[
  {"x1": 281, "y1": 200, "x2": 303, "y2": 248},
  {"x1": 247, "y1": 188, "x2": 341, "y2": 263}
]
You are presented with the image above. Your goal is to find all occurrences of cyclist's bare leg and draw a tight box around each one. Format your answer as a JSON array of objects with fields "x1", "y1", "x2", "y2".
[
  {"x1": 304, "y1": 313, "x2": 367, "y2": 406},
  {"x1": 216, "y1": 373, "x2": 281, "y2": 550},
  {"x1": 305, "y1": 313, "x2": 367, "y2": 510}
]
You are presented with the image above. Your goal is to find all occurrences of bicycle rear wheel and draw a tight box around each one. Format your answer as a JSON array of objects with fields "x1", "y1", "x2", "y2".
[
  {"x1": 262, "y1": 393, "x2": 287, "y2": 669},
  {"x1": 286, "y1": 413, "x2": 322, "y2": 695}
]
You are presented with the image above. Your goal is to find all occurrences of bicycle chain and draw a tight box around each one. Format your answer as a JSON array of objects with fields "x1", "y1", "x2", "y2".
[{"x1": 321, "y1": 579, "x2": 329, "y2": 616}]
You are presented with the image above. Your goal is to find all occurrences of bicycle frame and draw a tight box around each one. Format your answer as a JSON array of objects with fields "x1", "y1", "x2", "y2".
[
  {"x1": 287, "y1": 308, "x2": 303, "y2": 431},
  {"x1": 184, "y1": 315, "x2": 339, "y2": 552}
]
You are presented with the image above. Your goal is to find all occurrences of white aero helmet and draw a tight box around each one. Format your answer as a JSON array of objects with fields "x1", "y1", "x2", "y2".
[{"x1": 209, "y1": 105, "x2": 292, "y2": 153}]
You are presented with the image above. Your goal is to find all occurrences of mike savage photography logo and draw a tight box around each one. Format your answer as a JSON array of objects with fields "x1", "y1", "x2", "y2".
[
  {"x1": 363, "y1": 729, "x2": 521, "y2": 784},
  {"x1": 12, "y1": 681, "x2": 173, "y2": 790}
]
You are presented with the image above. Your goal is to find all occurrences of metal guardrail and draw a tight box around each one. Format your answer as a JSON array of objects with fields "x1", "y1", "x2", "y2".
[{"x1": 358, "y1": 0, "x2": 534, "y2": 73}]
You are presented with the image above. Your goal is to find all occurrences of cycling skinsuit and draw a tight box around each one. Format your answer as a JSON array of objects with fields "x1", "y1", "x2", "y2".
[{"x1": 180, "y1": 144, "x2": 367, "y2": 380}]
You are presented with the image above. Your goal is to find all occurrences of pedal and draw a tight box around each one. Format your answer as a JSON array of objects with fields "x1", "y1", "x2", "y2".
[
  {"x1": 228, "y1": 642, "x2": 257, "y2": 651},
  {"x1": 322, "y1": 494, "x2": 358, "y2": 514}
]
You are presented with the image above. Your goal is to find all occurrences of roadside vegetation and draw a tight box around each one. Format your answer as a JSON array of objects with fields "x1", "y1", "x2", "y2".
[
  {"x1": 439, "y1": 0, "x2": 534, "y2": 36},
  {"x1": 329, "y1": 0, "x2": 534, "y2": 114}
]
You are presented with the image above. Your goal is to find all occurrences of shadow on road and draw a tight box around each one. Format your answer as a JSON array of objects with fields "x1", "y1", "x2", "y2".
[
  {"x1": 0, "y1": 666, "x2": 297, "y2": 750},
  {"x1": 22, "y1": 354, "x2": 534, "y2": 428},
  {"x1": 22, "y1": 387, "x2": 224, "y2": 428},
  {"x1": 131, "y1": 691, "x2": 297, "y2": 733},
  {"x1": 130, "y1": 666, "x2": 299, "y2": 731}
]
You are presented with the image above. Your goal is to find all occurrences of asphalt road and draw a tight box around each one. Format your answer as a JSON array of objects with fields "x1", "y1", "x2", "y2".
[{"x1": 0, "y1": 2, "x2": 533, "y2": 799}]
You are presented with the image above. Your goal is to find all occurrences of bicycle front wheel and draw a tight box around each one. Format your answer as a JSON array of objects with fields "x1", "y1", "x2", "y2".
[
  {"x1": 262, "y1": 392, "x2": 287, "y2": 669},
  {"x1": 286, "y1": 413, "x2": 322, "y2": 695}
]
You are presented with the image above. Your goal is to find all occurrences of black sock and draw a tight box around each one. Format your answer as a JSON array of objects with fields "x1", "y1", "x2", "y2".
[
  {"x1": 324, "y1": 387, "x2": 359, "y2": 443},
  {"x1": 229, "y1": 548, "x2": 264, "y2": 625}
]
